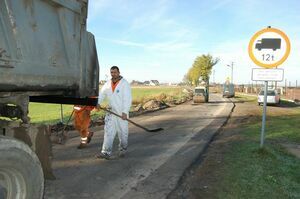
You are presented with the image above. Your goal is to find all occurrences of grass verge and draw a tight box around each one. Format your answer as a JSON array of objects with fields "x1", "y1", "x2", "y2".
[{"x1": 214, "y1": 102, "x2": 300, "y2": 198}]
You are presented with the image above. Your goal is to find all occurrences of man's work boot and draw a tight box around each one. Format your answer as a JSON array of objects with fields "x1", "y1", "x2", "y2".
[
  {"x1": 95, "y1": 152, "x2": 110, "y2": 160},
  {"x1": 77, "y1": 142, "x2": 87, "y2": 149},
  {"x1": 77, "y1": 137, "x2": 88, "y2": 149}
]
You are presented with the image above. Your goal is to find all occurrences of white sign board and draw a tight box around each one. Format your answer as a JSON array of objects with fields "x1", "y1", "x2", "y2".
[
  {"x1": 248, "y1": 28, "x2": 290, "y2": 68},
  {"x1": 252, "y1": 68, "x2": 284, "y2": 81}
]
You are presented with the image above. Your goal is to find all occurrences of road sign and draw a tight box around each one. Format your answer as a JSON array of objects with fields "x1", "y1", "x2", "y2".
[
  {"x1": 252, "y1": 68, "x2": 284, "y2": 81},
  {"x1": 248, "y1": 27, "x2": 291, "y2": 68}
]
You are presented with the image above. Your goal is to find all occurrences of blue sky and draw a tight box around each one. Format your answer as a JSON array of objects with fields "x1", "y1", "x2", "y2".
[{"x1": 87, "y1": 0, "x2": 300, "y2": 85}]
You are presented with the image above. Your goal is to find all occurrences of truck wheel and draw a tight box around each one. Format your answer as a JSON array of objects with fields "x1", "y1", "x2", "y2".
[{"x1": 0, "y1": 136, "x2": 44, "y2": 199}]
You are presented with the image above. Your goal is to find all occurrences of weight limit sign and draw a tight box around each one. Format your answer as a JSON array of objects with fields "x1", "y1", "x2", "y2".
[{"x1": 248, "y1": 27, "x2": 291, "y2": 68}]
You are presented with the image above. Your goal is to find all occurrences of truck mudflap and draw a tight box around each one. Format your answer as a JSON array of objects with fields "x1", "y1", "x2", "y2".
[{"x1": 1, "y1": 120, "x2": 55, "y2": 180}]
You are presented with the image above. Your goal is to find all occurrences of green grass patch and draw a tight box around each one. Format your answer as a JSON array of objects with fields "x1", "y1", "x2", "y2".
[
  {"x1": 242, "y1": 115, "x2": 300, "y2": 143},
  {"x1": 28, "y1": 103, "x2": 105, "y2": 124},
  {"x1": 214, "y1": 108, "x2": 300, "y2": 198},
  {"x1": 235, "y1": 93, "x2": 257, "y2": 102},
  {"x1": 29, "y1": 103, "x2": 73, "y2": 124},
  {"x1": 131, "y1": 86, "x2": 184, "y2": 105},
  {"x1": 217, "y1": 140, "x2": 300, "y2": 199}
]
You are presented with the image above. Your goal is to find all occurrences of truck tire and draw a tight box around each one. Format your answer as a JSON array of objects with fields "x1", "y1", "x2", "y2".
[{"x1": 0, "y1": 136, "x2": 44, "y2": 199}]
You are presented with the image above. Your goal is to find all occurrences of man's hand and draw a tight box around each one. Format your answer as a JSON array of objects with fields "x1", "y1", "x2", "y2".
[{"x1": 122, "y1": 113, "x2": 127, "y2": 120}]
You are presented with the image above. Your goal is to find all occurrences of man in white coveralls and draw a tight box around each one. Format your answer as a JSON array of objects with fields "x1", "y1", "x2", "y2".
[{"x1": 96, "y1": 66, "x2": 132, "y2": 159}]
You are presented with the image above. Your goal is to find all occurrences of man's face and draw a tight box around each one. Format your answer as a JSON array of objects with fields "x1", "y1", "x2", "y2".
[{"x1": 110, "y1": 69, "x2": 120, "y2": 79}]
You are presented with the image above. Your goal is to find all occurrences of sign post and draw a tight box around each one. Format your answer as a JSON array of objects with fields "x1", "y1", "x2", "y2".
[
  {"x1": 261, "y1": 81, "x2": 268, "y2": 147},
  {"x1": 248, "y1": 26, "x2": 290, "y2": 147}
]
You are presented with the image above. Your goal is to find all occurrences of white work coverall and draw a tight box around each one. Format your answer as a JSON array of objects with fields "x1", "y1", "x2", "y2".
[{"x1": 98, "y1": 78, "x2": 132, "y2": 155}]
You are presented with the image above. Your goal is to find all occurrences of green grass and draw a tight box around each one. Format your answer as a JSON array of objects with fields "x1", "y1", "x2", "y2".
[
  {"x1": 29, "y1": 103, "x2": 73, "y2": 124},
  {"x1": 235, "y1": 92, "x2": 257, "y2": 102},
  {"x1": 131, "y1": 86, "x2": 184, "y2": 104},
  {"x1": 217, "y1": 141, "x2": 300, "y2": 199},
  {"x1": 27, "y1": 86, "x2": 187, "y2": 124},
  {"x1": 243, "y1": 114, "x2": 300, "y2": 143},
  {"x1": 28, "y1": 103, "x2": 105, "y2": 124},
  {"x1": 215, "y1": 109, "x2": 300, "y2": 199}
]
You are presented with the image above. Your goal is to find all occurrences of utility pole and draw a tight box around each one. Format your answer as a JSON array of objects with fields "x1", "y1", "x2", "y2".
[
  {"x1": 285, "y1": 79, "x2": 287, "y2": 96},
  {"x1": 227, "y1": 62, "x2": 234, "y2": 84},
  {"x1": 275, "y1": 66, "x2": 278, "y2": 89}
]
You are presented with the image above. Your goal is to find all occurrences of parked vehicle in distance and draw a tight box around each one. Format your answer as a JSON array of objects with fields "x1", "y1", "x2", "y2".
[
  {"x1": 222, "y1": 83, "x2": 235, "y2": 98},
  {"x1": 257, "y1": 89, "x2": 280, "y2": 105},
  {"x1": 193, "y1": 86, "x2": 208, "y2": 103}
]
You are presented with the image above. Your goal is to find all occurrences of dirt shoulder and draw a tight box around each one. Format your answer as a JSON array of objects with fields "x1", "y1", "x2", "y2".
[{"x1": 168, "y1": 98, "x2": 300, "y2": 199}]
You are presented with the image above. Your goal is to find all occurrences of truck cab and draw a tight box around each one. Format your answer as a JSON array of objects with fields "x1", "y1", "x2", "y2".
[{"x1": 222, "y1": 83, "x2": 235, "y2": 98}]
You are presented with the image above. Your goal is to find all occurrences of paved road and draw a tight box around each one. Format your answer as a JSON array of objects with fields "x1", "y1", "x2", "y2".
[{"x1": 44, "y1": 94, "x2": 233, "y2": 199}]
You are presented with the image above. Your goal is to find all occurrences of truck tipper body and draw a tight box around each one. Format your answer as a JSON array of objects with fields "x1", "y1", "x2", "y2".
[
  {"x1": 0, "y1": 0, "x2": 99, "y2": 198},
  {"x1": 222, "y1": 83, "x2": 235, "y2": 98}
]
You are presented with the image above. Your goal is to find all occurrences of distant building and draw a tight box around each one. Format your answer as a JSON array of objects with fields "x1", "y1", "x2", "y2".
[
  {"x1": 144, "y1": 80, "x2": 159, "y2": 86},
  {"x1": 131, "y1": 80, "x2": 144, "y2": 86},
  {"x1": 151, "y1": 80, "x2": 159, "y2": 86}
]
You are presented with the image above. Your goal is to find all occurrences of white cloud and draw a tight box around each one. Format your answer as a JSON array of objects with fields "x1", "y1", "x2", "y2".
[{"x1": 97, "y1": 37, "x2": 196, "y2": 53}]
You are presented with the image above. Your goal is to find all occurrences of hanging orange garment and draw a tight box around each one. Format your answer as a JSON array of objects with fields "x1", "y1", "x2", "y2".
[{"x1": 73, "y1": 105, "x2": 94, "y2": 138}]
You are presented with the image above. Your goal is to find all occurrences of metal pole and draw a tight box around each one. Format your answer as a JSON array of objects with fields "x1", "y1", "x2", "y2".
[
  {"x1": 231, "y1": 62, "x2": 233, "y2": 84},
  {"x1": 275, "y1": 66, "x2": 277, "y2": 89},
  {"x1": 260, "y1": 81, "x2": 268, "y2": 148},
  {"x1": 285, "y1": 79, "x2": 287, "y2": 96},
  {"x1": 60, "y1": 104, "x2": 64, "y2": 123},
  {"x1": 256, "y1": 81, "x2": 258, "y2": 94}
]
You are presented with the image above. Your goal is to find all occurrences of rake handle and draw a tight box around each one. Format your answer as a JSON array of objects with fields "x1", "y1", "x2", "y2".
[{"x1": 99, "y1": 107, "x2": 154, "y2": 132}]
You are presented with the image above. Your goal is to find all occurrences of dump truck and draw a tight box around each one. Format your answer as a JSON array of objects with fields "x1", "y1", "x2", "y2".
[{"x1": 0, "y1": 0, "x2": 99, "y2": 198}]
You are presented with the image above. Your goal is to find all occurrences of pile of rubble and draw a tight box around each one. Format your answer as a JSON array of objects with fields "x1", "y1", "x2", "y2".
[{"x1": 130, "y1": 88, "x2": 193, "y2": 116}]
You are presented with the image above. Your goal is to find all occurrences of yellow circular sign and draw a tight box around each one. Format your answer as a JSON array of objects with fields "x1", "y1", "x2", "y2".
[{"x1": 248, "y1": 27, "x2": 291, "y2": 68}]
